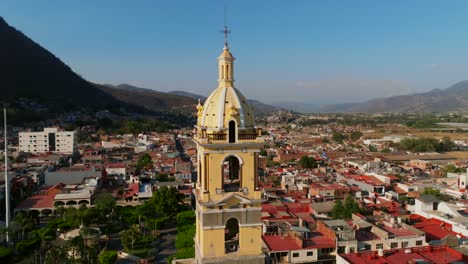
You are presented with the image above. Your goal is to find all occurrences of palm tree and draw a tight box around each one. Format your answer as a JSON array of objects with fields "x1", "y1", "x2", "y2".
[
  {"x1": 45, "y1": 245, "x2": 70, "y2": 264},
  {"x1": 13, "y1": 212, "x2": 34, "y2": 241},
  {"x1": 32, "y1": 227, "x2": 55, "y2": 264}
]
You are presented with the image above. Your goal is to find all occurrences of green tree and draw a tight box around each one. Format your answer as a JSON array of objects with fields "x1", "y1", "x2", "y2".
[
  {"x1": 152, "y1": 186, "x2": 185, "y2": 217},
  {"x1": 437, "y1": 136, "x2": 455, "y2": 152},
  {"x1": 331, "y1": 196, "x2": 361, "y2": 219},
  {"x1": 121, "y1": 224, "x2": 142, "y2": 254},
  {"x1": 344, "y1": 196, "x2": 361, "y2": 217},
  {"x1": 156, "y1": 173, "x2": 170, "y2": 182},
  {"x1": 176, "y1": 211, "x2": 195, "y2": 227},
  {"x1": 331, "y1": 200, "x2": 345, "y2": 219},
  {"x1": 171, "y1": 211, "x2": 196, "y2": 263},
  {"x1": 397, "y1": 137, "x2": 440, "y2": 152},
  {"x1": 421, "y1": 187, "x2": 441, "y2": 198},
  {"x1": 349, "y1": 131, "x2": 363, "y2": 141},
  {"x1": 99, "y1": 250, "x2": 118, "y2": 264},
  {"x1": 442, "y1": 164, "x2": 464, "y2": 177},
  {"x1": 67, "y1": 234, "x2": 85, "y2": 261},
  {"x1": 298, "y1": 155, "x2": 317, "y2": 168},
  {"x1": 332, "y1": 132, "x2": 346, "y2": 143},
  {"x1": 33, "y1": 227, "x2": 55, "y2": 264},
  {"x1": 137, "y1": 153, "x2": 153, "y2": 169},
  {"x1": 13, "y1": 211, "x2": 35, "y2": 241},
  {"x1": 94, "y1": 191, "x2": 116, "y2": 221},
  {"x1": 175, "y1": 225, "x2": 196, "y2": 250},
  {"x1": 45, "y1": 245, "x2": 70, "y2": 264}
]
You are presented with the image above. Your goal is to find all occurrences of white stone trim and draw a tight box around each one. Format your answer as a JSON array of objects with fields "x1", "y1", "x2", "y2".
[
  {"x1": 239, "y1": 223, "x2": 263, "y2": 228},
  {"x1": 202, "y1": 149, "x2": 260, "y2": 154},
  {"x1": 218, "y1": 86, "x2": 227, "y2": 128},
  {"x1": 232, "y1": 87, "x2": 245, "y2": 128}
]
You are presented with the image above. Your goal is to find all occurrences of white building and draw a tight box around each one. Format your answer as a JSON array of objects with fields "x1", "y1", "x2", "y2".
[
  {"x1": 19, "y1": 128, "x2": 76, "y2": 154},
  {"x1": 411, "y1": 195, "x2": 468, "y2": 237}
]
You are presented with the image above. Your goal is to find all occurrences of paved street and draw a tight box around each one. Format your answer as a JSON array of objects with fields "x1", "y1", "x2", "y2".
[{"x1": 154, "y1": 225, "x2": 178, "y2": 264}]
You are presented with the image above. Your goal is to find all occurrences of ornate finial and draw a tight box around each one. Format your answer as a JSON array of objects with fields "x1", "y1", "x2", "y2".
[
  {"x1": 196, "y1": 98, "x2": 203, "y2": 116},
  {"x1": 229, "y1": 103, "x2": 238, "y2": 116}
]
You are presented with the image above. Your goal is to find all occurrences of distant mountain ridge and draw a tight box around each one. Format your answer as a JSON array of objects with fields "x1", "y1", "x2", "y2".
[
  {"x1": 103, "y1": 85, "x2": 281, "y2": 115},
  {"x1": 97, "y1": 84, "x2": 197, "y2": 113},
  {"x1": 321, "y1": 80, "x2": 468, "y2": 113},
  {"x1": 168, "y1": 91, "x2": 281, "y2": 114},
  {"x1": 0, "y1": 16, "x2": 279, "y2": 125}
]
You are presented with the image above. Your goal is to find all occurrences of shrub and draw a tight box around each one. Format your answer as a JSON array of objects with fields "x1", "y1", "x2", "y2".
[{"x1": 99, "y1": 250, "x2": 117, "y2": 264}]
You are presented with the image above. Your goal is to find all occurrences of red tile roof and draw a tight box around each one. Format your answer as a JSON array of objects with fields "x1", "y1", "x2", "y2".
[
  {"x1": 412, "y1": 216, "x2": 466, "y2": 241},
  {"x1": 16, "y1": 183, "x2": 64, "y2": 209},
  {"x1": 340, "y1": 245, "x2": 468, "y2": 264},
  {"x1": 107, "y1": 163, "x2": 126, "y2": 168},
  {"x1": 262, "y1": 235, "x2": 301, "y2": 251},
  {"x1": 380, "y1": 225, "x2": 416, "y2": 237},
  {"x1": 304, "y1": 235, "x2": 335, "y2": 249},
  {"x1": 125, "y1": 183, "x2": 139, "y2": 198}
]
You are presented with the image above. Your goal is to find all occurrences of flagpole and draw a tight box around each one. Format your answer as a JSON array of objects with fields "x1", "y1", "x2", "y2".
[{"x1": 4, "y1": 106, "x2": 9, "y2": 243}]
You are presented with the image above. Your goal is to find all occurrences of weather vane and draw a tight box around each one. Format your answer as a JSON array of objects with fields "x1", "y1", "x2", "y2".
[{"x1": 222, "y1": 5, "x2": 231, "y2": 48}]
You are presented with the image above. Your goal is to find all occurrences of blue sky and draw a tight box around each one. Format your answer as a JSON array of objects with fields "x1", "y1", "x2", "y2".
[{"x1": 2, "y1": 1, "x2": 468, "y2": 105}]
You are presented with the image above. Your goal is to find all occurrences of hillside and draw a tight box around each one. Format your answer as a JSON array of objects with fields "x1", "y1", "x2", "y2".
[
  {"x1": 98, "y1": 84, "x2": 197, "y2": 113},
  {"x1": 168, "y1": 91, "x2": 281, "y2": 115},
  {"x1": 321, "y1": 81, "x2": 468, "y2": 113},
  {"x1": 0, "y1": 16, "x2": 117, "y2": 108}
]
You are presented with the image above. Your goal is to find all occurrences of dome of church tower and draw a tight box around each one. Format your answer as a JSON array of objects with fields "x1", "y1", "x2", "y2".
[
  {"x1": 200, "y1": 86, "x2": 255, "y2": 129},
  {"x1": 196, "y1": 45, "x2": 256, "y2": 131}
]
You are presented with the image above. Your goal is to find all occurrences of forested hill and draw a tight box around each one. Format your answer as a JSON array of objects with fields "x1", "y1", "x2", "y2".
[{"x1": 0, "y1": 16, "x2": 116, "y2": 107}]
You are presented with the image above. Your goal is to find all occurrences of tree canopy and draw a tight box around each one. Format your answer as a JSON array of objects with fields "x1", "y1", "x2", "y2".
[
  {"x1": 332, "y1": 132, "x2": 346, "y2": 143},
  {"x1": 349, "y1": 131, "x2": 363, "y2": 141},
  {"x1": 99, "y1": 250, "x2": 118, "y2": 264},
  {"x1": 397, "y1": 137, "x2": 455, "y2": 152},
  {"x1": 137, "y1": 153, "x2": 153, "y2": 169},
  {"x1": 152, "y1": 186, "x2": 185, "y2": 217},
  {"x1": 331, "y1": 196, "x2": 362, "y2": 219},
  {"x1": 299, "y1": 155, "x2": 317, "y2": 168}
]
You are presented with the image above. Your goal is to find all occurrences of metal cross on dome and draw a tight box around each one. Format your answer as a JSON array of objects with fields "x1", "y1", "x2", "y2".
[
  {"x1": 222, "y1": 25, "x2": 231, "y2": 48},
  {"x1": 222, "y1": 5, "x2": 231, "y2": 48}
]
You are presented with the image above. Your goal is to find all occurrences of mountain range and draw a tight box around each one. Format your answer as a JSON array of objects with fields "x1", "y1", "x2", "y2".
[
  {"x1": 0, "y1": 16, "x2": 279, "y2": 125},
  {"x1": 321, "y1": 81, "x2": 468, "y2": 113},
  {"x1": 3, "y1": 14, "x2": 468, "y2": 117}
]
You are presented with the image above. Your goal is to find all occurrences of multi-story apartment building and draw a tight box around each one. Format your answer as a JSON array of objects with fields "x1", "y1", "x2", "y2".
[{"x1": 19, "y1": 127, "x2": 76, "y2": 154}]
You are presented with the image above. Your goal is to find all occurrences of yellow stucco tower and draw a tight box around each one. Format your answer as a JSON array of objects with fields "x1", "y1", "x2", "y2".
[{"x1": 192, "y1": 40, "x2": 265, "y2": 264}]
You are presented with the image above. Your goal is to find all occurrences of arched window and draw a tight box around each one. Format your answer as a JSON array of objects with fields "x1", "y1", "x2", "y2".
[
  {"x1": 223, "y1": 156, "x2": 240, "y2": 192},
  {"x1": 229, "y1": 120, "x2": 236, "y2": 143},
  {"x1": 225, "y1": 218, "x2": 239, "y2": 253},
  {"x1": 226, "y1": 65, "x2": 230, "y2": 79}
]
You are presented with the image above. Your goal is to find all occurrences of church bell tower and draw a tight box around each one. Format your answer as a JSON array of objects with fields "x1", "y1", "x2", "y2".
[{"x1": 193, "y1": 29, "x2": 265, "y2": 264}]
